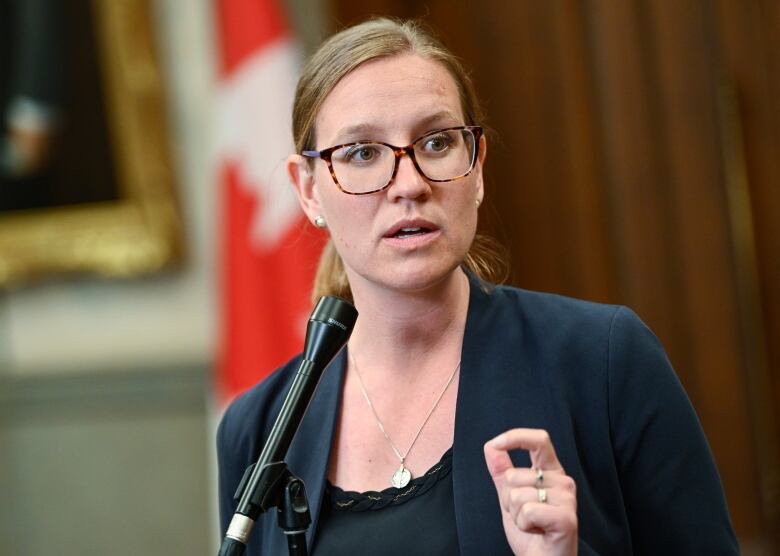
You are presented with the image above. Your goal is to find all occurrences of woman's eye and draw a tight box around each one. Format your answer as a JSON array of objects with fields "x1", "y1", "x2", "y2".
[
  {"x1": 423, "y1": 133, "x2": 453, "y2": 152},
  {"x1": 346, "y1": 145, "x2": 377, "y2": 162}
]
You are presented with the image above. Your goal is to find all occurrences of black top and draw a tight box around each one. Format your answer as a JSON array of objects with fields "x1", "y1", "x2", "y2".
[{"x1": 313, "y1": 448, "x2": 459, "y2": 555}]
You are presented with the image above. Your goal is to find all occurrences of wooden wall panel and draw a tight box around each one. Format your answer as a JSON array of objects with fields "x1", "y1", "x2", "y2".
[
  {"x1": 643, "y1": 0, "x2": 763, "y2": 536},
  {"x1": 585, "y1": 0, "x2": 691, "y2": 372},
  {"x1": 464, "y1": 2, "x2": 577, "y2": 294},
  {"x1": 715, "y1": 0, "x2": 780, "y2": 545},
  {"x1": 549, "y1": 0, "x2": 618, "y2": 302},
  {"x1": 718, "y1": 0, "x2": 780, "y2": 419}
]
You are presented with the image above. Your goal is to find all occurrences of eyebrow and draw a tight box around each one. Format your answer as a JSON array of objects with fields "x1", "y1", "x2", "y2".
[
  {"x1": 417, "y1": 110, "x2": 463, "y2": 129},
  {"x1": 331, "y1": 122, "x2": 378, "y2": 144},
  {"x1": 329, "y1": 110, "x2": 464, "y2": 145}
]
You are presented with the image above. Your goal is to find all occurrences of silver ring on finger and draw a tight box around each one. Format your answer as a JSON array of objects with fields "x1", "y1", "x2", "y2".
[
  {"x1": 534, "y1": 468, "x2": 544, "y2": 488},
  {"x1": 537, "y1": 487, "x2": 548, "y2": 504}
]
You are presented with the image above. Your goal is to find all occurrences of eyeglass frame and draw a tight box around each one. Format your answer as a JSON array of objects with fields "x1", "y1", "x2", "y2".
[{"x1": 301, "y1": 125, "x2": 484, "y2": 196}]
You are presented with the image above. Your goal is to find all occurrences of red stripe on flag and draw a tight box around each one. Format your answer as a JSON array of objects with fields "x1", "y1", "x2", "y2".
[
  {"x1": 219, "y1": 164, "x2": 325, "y2": 400},
  {"x1": 216, "y1": 0, "x2": 288, "y2": 75},
  {"x1": 216, "y1": 0, "x2": 324, "y2": 402}
]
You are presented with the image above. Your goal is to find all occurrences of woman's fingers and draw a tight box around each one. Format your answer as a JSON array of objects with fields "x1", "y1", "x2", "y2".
[
  {"x1": 485, "y1": 427, "x2": 578, "y2": 529},
  {"x1": 503, "y1": 466, "x2": 573, "y2": 489},
  {"x1": 489, "y1": 428, "x2": 564, "y2": 471},
  {"x1": 484, "y1": 435, "x2": 516, "y2": 487},
  {"x1": 514, "y1": 502, "x2": 579, "y2": 537},
  {"x1": 505, "y1": 483, "x2": 577, "y2": 516},
  {"x1": 484, "y1": 428, "x2": 565, "y2": 493}
]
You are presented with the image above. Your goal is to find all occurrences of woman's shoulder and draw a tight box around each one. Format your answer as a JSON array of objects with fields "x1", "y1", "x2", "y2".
[
  {"x1": 470, "y1": 277, "x2": 665, "y2": 382},
  {"x1": 474, "y1": 277, "x2": 634, "y2": 343},
  {"x1": 493, "y1": 282, "x2": 619, "y2": 317}
]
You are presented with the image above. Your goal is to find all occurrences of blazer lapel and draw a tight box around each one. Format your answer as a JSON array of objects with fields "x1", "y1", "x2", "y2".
[{"x1": 453, "y1": 276, "x2": 554, "y2": 554}]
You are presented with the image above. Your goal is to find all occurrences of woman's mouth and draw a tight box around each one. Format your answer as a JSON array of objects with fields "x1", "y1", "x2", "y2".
[
  {"x1": 384, "y1": 218, "x2": 438, "y2": 238},
  {"x1": 392, "y1": 226, "x2": 432, "y2": 238},
  {"x1": 383, "y1": 220, "x2": 440, "y2": 247}
]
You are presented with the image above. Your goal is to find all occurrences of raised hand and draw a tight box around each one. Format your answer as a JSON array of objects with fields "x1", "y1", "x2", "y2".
[{"x1": 484, "y1": 428, "x2": 578, "y2": 556}]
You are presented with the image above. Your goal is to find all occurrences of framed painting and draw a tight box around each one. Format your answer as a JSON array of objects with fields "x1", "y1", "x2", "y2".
[{"x1": 0, "y1": 0, "x2": 183, "y2": 287}]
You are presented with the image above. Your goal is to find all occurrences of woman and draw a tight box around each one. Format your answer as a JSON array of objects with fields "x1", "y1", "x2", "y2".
[{"x1": 218, "y1": 18, "x2": 738, "y2": 555}]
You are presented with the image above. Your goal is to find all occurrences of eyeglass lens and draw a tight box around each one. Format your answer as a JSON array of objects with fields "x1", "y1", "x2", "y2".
[{"x1": 330, "y1": 128, "x2": 477, "y2": 194}]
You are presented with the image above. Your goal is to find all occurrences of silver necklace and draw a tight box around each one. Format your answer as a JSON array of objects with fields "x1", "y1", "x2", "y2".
[{"x1": 349, "y1": 349, "x2": 461, "y2": 489}]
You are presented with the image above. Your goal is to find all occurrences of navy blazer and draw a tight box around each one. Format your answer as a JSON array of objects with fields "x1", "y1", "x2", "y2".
[{"x1": 218, "y1": 274, "x2": 739, "y2": 555}]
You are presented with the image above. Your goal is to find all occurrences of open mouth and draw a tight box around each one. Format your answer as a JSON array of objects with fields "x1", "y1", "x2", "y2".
[
  {"x1": 383, "y1": 219, "x2": 439, "y2": 244},
  {"x1": 391, "y1": 227, "x2": 432, "y2": 238}
]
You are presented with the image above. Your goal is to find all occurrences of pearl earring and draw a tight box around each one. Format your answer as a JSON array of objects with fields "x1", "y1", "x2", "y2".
[
  {"x1": 314, "y1": 215, "x2": 327, "y2": 229},
  {"x1": 475, "y1": 199, "x2": 481, "y2": 208}
]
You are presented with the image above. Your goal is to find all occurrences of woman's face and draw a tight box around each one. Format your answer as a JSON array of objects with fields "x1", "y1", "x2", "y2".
[{"x1": 289, "y1": 54, "x2": 486, "y2": 296}]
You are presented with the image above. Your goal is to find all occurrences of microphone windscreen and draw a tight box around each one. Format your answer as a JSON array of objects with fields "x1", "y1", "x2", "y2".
[{"x1": 303, "y1": 296, "x2": 358, "y2": 363}]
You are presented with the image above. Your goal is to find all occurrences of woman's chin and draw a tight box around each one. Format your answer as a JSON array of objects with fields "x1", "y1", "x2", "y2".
[{"x1": 352, "y1": 259, "x2": 465, "y2": 298}]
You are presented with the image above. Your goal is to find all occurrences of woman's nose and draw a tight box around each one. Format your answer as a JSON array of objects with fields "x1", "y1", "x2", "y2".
[{"x1": 387, "y1": 151, "x2": 432, "y2": 201}]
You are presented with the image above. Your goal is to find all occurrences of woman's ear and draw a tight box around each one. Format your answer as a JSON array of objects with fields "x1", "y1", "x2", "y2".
[
  {"x1": 287, "y1": 154, "x2": 323, "y2": 224},
  {"x1": 475, "y1": 134, "x2": 487, "y2": 206}
]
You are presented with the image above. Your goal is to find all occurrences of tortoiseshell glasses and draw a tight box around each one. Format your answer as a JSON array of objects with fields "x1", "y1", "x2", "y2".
[{"x1": 302, "y1": 125, "x2": 483, "y2": 195}]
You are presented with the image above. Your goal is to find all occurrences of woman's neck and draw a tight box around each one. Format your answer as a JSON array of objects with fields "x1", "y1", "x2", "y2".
[{"x1": 346, "y1": 267, "x2": 471, "y2": 373}]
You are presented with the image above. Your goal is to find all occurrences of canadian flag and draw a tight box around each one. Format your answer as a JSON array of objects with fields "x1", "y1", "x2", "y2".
[{"x1": 215, "y1": 0, "x2": 325, "y2": 401}]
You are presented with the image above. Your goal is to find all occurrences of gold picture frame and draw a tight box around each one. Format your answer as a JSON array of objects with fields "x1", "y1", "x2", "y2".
[{"x1": 0, "y1": 0, "x2": 183, "y2": 288}]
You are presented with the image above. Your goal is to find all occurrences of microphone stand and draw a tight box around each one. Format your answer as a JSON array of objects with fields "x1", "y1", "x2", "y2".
[
  {"x1": 227, "y1": 460, "x2": 311, "y2": 555},
  {"x1": 218, "y1": 297, "x2": 358, "y2": 556}
]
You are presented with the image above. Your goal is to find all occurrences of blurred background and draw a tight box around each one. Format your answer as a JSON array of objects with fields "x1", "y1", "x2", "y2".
[{"x1": 0, "y1": 0, "x2": 777, "y2": 554}]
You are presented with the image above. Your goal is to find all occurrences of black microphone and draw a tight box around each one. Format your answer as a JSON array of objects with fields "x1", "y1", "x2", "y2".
[{"x1": 219, "y1": 296, "x2": 358, "y2": 556}]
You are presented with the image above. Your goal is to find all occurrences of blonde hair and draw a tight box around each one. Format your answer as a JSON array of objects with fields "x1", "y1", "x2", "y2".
[{"x1": 292, "y1": 17, "x2": 508, "y2": 302}]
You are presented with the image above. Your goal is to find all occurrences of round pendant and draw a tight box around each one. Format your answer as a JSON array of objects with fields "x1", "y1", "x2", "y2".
[{"x1": 391, "y1": 464, "x2": 412, "y2": 488}]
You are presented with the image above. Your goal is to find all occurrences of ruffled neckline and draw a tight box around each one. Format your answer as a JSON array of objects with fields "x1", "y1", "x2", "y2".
[{"x1": 324, "y1": 447, "x2": 453, "y2": 511}]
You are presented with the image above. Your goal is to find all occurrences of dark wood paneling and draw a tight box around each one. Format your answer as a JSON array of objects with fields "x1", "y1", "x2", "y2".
[
  {"x1": 715, "y1": 0, "x2": 780, "y2": 544},
  {"x1": 643, "y1": 0, "x2": 763, "y2": 535},
  {"x1": 585, "y1": 0, "x2": 690, "y2": 368},
  {"x1": 549, "y1": 0, "x2": 618, "y2": 302}
]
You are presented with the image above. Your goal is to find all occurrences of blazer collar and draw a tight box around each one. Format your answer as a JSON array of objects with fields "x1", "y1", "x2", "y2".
[
  {"x1": 454, "y1": 273, "x2": 564, "y2": 554},
  {"x1": 454, "y1": 274, "x2": 519, "y2": 554}
]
